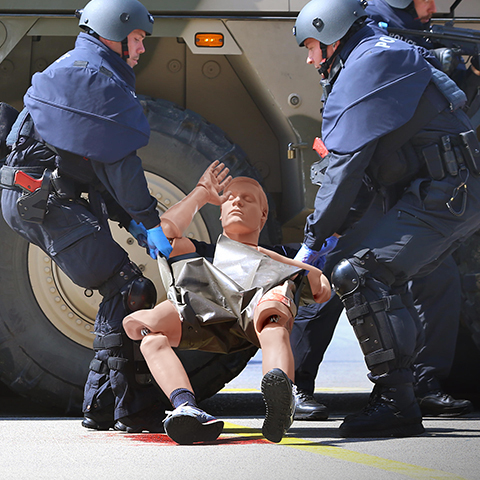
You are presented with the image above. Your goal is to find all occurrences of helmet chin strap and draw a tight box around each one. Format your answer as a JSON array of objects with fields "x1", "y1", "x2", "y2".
[
  {"x1": 121, "y1": 38, "x2": 129, "y2": 61},
  {"x1": 318, "y1": 41, "x2": 341, "y2": 78}
]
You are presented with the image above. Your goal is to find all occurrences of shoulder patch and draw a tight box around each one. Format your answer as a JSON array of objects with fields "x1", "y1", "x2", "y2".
[
  {"x1": 73, "y1": 60, "x2": 88, "y2": 68},
  {"x1": 99, "y1": 66, "x2": 113, "y2": 78}
]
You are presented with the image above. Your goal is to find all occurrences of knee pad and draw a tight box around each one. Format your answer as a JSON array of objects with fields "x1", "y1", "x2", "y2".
[
  {"x1": 331, "y1": 250, "x2": 403, "y2": 376},
  {"x1": 331, "y1": 258, "x2": 362, "y2": 299},
  {"x1": 99, "y1": 261, "x2": 157, "y2": 313},
  {"x1": 121, "y1": 275, "x2": 157, "y2": 313},
  {"x1": 254, "y1": 280, "x2": 297, "y2": 333}
]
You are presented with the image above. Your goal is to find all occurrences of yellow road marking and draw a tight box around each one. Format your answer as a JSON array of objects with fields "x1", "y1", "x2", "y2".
[{"x1": 223, "y1": 422, "x2": 467, "y2": 480}]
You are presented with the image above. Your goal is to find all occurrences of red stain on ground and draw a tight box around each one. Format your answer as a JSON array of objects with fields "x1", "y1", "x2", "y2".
[{"x1": 119, "y1": 433, "x2": 270, "y2": 446}]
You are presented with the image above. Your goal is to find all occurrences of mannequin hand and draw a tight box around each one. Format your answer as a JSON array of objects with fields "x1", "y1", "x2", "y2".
[
  {"x1": 196, "y1": 160, "x2": 232, "y2": 205},
  {"x1": 128, "y1": 220, "x2": 148, "y2": 248},
  {"x1": 146, "y1": 225, "x2": 173, "y2": 259}
]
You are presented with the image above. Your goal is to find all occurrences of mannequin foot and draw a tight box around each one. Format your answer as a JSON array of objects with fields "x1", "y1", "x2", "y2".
[
  {"x1": 261, "y1": 368, "x2": 295, "y2": 442},
  {"x1": 164, "y1": 404, "x2": 223, "y2": 444}
]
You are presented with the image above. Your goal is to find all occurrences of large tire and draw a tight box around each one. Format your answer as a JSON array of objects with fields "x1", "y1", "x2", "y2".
[{"x1": 0, "y1": 97, "x2": 278, "y2": 414}]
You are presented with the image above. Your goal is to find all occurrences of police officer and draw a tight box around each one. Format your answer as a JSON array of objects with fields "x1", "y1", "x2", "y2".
[
  {"x1": 291, "y1": 0, "x2": 475, "y2": 422},
  {"x1": 368, "y1": 0, "x2": 480, "y2": 124},
  {"x1": 367, "y1": 0, "x2": 476, "y2": 417},
  {"x1": 1, "y1": 0, "x2": 172, "y2": 432},
  {"x1": 292, "y1": 0, "x2": 480, "y2": 437}
]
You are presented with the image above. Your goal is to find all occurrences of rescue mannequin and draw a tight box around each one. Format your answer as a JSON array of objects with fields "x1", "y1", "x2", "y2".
[{"x1": 123, "y1": 161, "x2": 330, "y2": 444}]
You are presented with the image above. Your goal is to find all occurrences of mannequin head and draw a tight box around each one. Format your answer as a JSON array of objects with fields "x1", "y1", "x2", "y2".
[{"x1": 220, "y1": 177, "x2": 268, "y2": 244}]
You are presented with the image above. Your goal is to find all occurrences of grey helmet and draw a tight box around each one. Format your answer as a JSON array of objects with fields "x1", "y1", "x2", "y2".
[
  {"x1": 383, "y1": 0, "x2": 413, "y2": 8},
  {"x1": 293, "y1": 0, "x2": 368, "y2": 46},
  {"x1": 76, "y1": 0, "x2": 154, "y2": 42}
]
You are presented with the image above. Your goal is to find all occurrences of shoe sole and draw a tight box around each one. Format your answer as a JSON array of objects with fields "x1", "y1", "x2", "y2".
[
  {"x1": 339, "y1": 420, "x2": 425, "y2": 438},
  {"x1": 164, "y1": 415, "x2": 224, "y2": 445},
  {"x1": 261, "y1": 369, "x2": 294, "y2": 443},
  {"x1": 294, "y1": 410, "x2": 329, "y2": 421},
  {"x1": 81, "y1": 419, "x2": 114, "y2": 431},
  {"x1": 114, "y1": 421, "x2": 165, "y2": 434},
  {"x1": 420, "y1": 406, "x2": 474, "y2": 417}
]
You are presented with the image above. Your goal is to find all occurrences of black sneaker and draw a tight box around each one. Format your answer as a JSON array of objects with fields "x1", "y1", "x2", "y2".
[
  {"x1": 294, "y1": 388, "x2": 329, "y2": 421},
  {"x1": 261, "y1": 368, "x2": 295, "y2": 443},
  {"x1": 163, "y1": 404, "x2": 224, "y2": 444},
  {"x1": 339, "y1": 385, "x2": 425, "y2": 438},
  {"x1": 417, "y1": 391, "x2": 474, "y2": 417}
]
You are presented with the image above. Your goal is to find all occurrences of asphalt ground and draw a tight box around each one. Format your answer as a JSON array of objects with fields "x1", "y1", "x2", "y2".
[{"x1": 0, "y1": 400, "x2": 479, "y2": 480}]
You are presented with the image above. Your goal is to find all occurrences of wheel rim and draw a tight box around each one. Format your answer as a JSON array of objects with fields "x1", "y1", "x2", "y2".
[{"x1": 27, "y1": 172, "x2": 210, "y2": 348}]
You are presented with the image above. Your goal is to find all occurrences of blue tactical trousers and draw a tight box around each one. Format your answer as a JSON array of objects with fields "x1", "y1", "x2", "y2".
[
  {"x1": 291, "y1": 173, "x2": 473, "y2": 391},
  {"x1": 1, "y1": 188, "x2": 159, "y2": 419}
]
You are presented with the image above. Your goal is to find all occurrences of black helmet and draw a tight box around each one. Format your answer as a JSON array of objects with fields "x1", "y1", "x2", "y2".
[
  {"x1": 76, "y1": 0, "x2": 154, "y2": 42},
  {"x1": 293, "y1": 0, "x2": 367, "y2": 47},
  {"x1": 383, "y1": 0, "x2": 413, "y2": 8}
]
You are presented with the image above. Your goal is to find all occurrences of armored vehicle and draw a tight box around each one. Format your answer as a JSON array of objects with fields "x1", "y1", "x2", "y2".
[{"x1": 0, "y1": 0, "x2": 479, "y2": 413}]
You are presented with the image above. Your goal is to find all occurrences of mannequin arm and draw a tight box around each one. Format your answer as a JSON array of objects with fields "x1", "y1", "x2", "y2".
[
  {"x1": 161, "y1": 161, "x2": 232, "y2": 240},
  {"x1": 258, "y1": 247, "x2": 331, "y2": 303}
]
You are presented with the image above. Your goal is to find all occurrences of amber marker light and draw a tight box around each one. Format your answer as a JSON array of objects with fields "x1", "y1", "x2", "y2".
[{"x1": 195, "y1": 33, "x2": 224, "y2": 47}]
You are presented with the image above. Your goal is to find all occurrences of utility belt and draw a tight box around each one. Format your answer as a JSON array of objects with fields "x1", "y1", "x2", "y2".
[
  {"x1": 422, "y1": 129, "x2": 480, "y2": 180},
  {"x1": 0, "y1": 165, "x2": 80, "y2": 224},
  {"x1": 0, "y1": 109, "x2": 83, "y2": 223}
]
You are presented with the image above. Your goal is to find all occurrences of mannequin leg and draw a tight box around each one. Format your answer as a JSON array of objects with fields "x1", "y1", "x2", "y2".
[
  {"x1": 124, "y1": 300, "x2": 192, "y2": 396},
  {"x1": 123, "y1": 300, "x2": 223, "y2": 444},
  {"x1": 258, "y1": 323, "x2": 294, "y2": 381},
  {"x1": 140, "y1": 333, "x2": 193, "y2": 397},
  {"x1": 254, "y1": 290, "x2": 296, "y2": 443}
]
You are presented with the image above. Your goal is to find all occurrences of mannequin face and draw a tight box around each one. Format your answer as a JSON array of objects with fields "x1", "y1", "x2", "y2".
[
  {"x1": 412, "y1": 0, "x2": 437, "y2": 23},
  {"x1": 220, "y1": 181, "x2": 268, "y2": 238}
]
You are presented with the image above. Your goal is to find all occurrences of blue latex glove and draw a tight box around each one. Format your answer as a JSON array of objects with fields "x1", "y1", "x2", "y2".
[
  {"x1": 293, "y1": 243, "x2": 322, "y2": 266},
  {"x1": 294, "y1": 236, "x2": 339, "y2": 270},
  {"x1": 318, "y1": 235, "x2": 339, "y2": 256},
  {"x1": 146, "y1": 225, "x2": 173, "y2": 259},
  {"x1": 128, "y1": 220, "x2": 148, "y2": 248}
]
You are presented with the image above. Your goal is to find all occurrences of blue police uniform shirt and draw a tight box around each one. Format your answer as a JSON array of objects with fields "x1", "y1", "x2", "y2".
[
  {"x1": 321, "y1": 25, "x2": 432, "y2": 154},
  {"x1": 302, "y1": 25, "x2": 436, "y2": 250},
  {"x1": 24, "y1": 32, "x2": 150, "y2": 164}
]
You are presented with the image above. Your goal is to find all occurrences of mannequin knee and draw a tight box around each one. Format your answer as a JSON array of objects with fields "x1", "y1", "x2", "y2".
[
  {"x1": 139, "y1": 332, "x2": 171, "y2": 358},
  {"x1": 123, "y1": 312, "x2": 147, "y2": 341},
  {"x1": 254, "y1": 283, "x2": 296, "y2": 335}
]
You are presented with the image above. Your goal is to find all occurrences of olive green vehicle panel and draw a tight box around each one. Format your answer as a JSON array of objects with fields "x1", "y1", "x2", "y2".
[
  {"x1": 0, "y1": 15, "x2": 323, "y2": 232},
  {"x1": 0, "y1": 1, "x2": 290, "y2": 13}
]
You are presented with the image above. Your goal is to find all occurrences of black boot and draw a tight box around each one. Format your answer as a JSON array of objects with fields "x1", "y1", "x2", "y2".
[
  {"x1": 339, "y1": 384, "x2": 425, "y2": 438},
  {"x1": 115, "y1": 403, "x2": 166, "y2": 433},
  {"x1": 417, "y1": 391, "x2": 473, "y2": 417},
  {"x1": 82, "y1": 409, "x2": 115, "y2": 431},
  {"x1": 294, "y1": 388, "x2": 329, "y2": 421}
]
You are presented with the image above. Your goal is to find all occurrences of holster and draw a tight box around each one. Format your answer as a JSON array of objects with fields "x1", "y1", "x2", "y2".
[{"x1": 16, "y1": 169, "x2": 52, "y2": 224}]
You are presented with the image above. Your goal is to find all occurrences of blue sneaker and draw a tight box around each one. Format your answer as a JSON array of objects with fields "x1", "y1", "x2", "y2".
[
  {"x1": 163, "y1": 404, "x2": 224, "y2": 444},
  {"x1": 261, "y1": 368, "x2": 295, "y2": 443}
]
